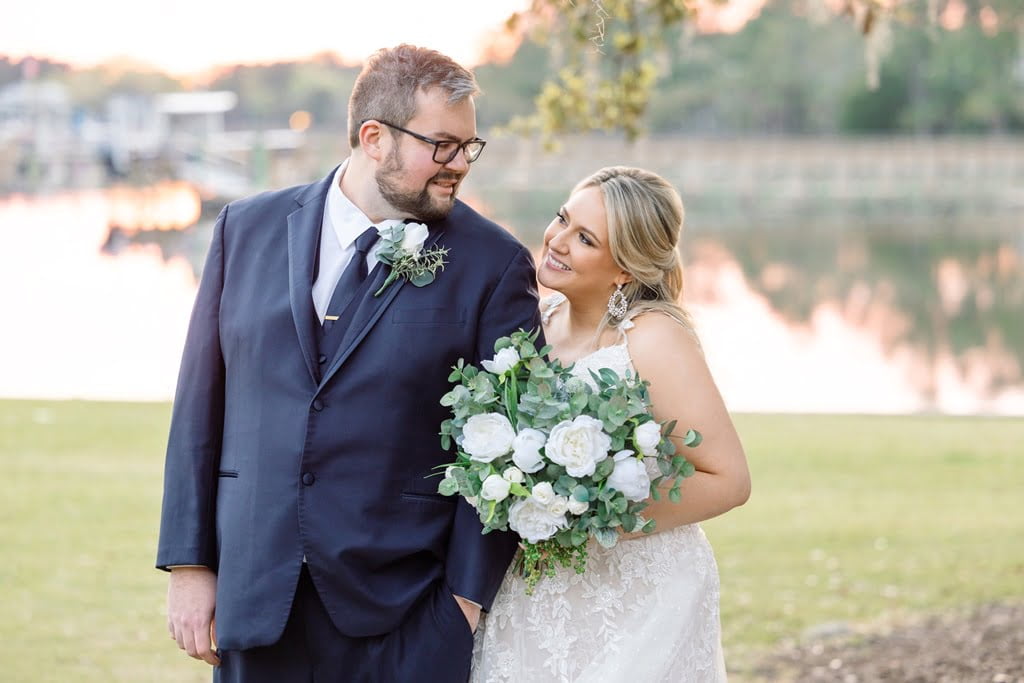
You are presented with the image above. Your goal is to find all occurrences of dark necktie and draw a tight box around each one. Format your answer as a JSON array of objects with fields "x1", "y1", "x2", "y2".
[
  {"x1": 321, "y1": 226, "x2": 379, "y2": 334},
  {"x1": 316, "y1": 226, "x2": 379, "y2": 376}
]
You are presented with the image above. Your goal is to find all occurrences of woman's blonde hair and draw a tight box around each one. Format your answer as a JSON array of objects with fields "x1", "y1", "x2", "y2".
[{"x1": 572, "y1": 166, "x2": 695, "y2": 337}]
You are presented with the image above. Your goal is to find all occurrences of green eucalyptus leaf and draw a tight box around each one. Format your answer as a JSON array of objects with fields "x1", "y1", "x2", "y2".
[
  {"x1": 610, "y1": 496, "x2": 628, "y2": 514},
  {"x1": 595, "y1": 458, "x2": 615, "y2": 480},
  {"x1": 438, "y1": 478, "x2": 459, "y2": 496},
  {"x1": 594, "y1": 527, "x2": 618, "y2": 548},
  {"x1": 410, "y1": 270, "x2": 434, "y2": 287}
]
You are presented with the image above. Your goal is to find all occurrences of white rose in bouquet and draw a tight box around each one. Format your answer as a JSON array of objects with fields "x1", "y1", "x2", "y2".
[
  {"x1": 502, "y1": 466, "x2": 525, "y2": 483},
  {"x1": 462, "y1": 413, "x2": 515, "y2": 462},
  {"x1": 508, "y1": 497, "x2": 567, "y2": 543},
  {"x1": 530, "y1": 481, "x2": 556, "y2": 505},
  {"x1": 400, "y1": 221, "x2": 430, "y2": 256},
  {"x1": 545, "y1": 415, "x2": 612, "y2": 477},
  {"x1": 511, "y1": 428, "x2": 547, "y2": 473},
  {"x1": 547, "y1": 496, "x2": 570, "y2": 516},
  {"x1": 480, "y1": 474, "x2": 512, "y2": 502},
  {"x1": 633, "y1": 421, "x2": 662, "y2": 457},
  {"x1": 481, "y1": 347, "x2": 520, "y2": 375},
  {"x1": 606, "y1": 449, "x2": 652, "y2": 502},
  {"x1": 567, "y1": 497, "x2": 590, "y2": 515}
]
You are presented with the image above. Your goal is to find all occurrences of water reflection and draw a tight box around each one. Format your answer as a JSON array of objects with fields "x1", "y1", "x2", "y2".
[
  {"x1": 1, "y1": 185, "x2": 1021, "y2": 415},
  {"x1": 0, "y1": 188, "x2": 201, "y2": 401}
]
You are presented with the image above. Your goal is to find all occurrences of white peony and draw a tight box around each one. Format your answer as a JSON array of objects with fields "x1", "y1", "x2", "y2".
[
  {"x1": 547, "y1": 496, "x2": 570, "y2": 516},
  {"x1": 480, "y1": 474, "x2": 512, "y2": 502},
  {"x1": 530, "y1": 481, "x2": 556, "y2": 505},
  {"x1": 567, "y1": 497, "x2": 590, "y2": 515},
  {"x1": 607, "y1": 449, "x2": 652, "y2": 501},
  {"x1": 400, "y1": 222, "x2": 430, "y2": 256},
  {"x1": 461, "y1": 413, "x2": 515, "y2": 463},
  {"x1": 502, "y1": 466, "x2": 525, "y2": 483},
  {"x1": 508, "y1": 497, "x2": 567, "y2": 543},
  {"x1": 545, "y1": 415, "x2": 612, "y2": 478},
  {"x1": 481, "y1": 347, "x2": 520, "y2": 375},
  {"x1": 634, "y1": 421, "x2": 662, "y2": 457},
  {"x1": 511, "y1": 428, "x2": 547, "y2": 473}
]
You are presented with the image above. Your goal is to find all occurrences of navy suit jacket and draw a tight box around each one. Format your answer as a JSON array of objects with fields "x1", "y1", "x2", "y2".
[{"x1": 156, "y1": 169, "x2": 541, "y2": 650}]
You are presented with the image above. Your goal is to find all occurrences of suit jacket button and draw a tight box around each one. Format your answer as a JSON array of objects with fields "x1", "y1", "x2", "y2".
[
  {"x1": 312, "y1": 399, "x2": 324, "y2": 411},
  {"x1": 302, "y1": 472, "x2": 316, "y2": 486},
  {"x1": 318, "y1": 354, "x2": 327, "y2": 364}
]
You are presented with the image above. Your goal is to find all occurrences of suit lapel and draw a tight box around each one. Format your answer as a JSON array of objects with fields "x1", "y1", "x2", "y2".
[
  {"x1": 319, "y1": 225, "x2": 448, "y2": 387},
  {"x1": 286, "y1": 170, "x2": 336, "y2": 383}
]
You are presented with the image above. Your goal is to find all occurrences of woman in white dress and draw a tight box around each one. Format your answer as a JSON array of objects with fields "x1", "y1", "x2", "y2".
[{"x1": 471, "y1": 167, "x2": 751, "y2": 683}]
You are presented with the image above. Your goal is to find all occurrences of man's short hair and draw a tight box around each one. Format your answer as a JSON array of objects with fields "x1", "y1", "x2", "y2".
[{"x1": 348, "y1": 44, "x2": 480, "y2": 149}]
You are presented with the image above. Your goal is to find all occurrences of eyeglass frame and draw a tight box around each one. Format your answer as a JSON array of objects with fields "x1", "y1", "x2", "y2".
[{"x1": 363, "y1": 119, "x2": 487, "y2": 164}]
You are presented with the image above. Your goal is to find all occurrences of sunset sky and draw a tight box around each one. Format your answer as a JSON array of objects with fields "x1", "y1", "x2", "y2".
[{"x1": 1, "y1": 0, "x2": 530, "y2": 74}]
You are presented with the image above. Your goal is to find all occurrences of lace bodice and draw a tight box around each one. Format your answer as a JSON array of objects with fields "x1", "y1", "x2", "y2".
[{"x1": 470, "y1": 294, "x2": 726, "y2": 683}]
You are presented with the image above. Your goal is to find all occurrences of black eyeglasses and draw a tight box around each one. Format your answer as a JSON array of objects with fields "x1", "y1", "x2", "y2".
[{"x1": 367, "y1": 119, "x2": 487, "y2": 164}]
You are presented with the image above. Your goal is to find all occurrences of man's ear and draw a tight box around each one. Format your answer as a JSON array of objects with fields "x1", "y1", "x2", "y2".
[{"x1": 359, "y1": 121, "x2": 386, "y2": 162}]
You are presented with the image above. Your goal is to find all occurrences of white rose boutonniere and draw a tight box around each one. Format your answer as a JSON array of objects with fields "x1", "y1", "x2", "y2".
[{"x1": 374, "y1": 221, "x2": 448, "y2": 296}]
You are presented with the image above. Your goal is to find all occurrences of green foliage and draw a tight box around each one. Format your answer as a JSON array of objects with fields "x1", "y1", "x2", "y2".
[
  {"x1": 840, "y1": 23, "x2": 1024, "y2": 133},
  {"x1": 503, "y1": 0, "x2": 1024, "y2": 140}
]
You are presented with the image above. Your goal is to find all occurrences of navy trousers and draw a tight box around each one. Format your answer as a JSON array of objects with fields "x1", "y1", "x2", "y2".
[{"x1": 214, "y1": 566, "x2": 474, "y2": 683}]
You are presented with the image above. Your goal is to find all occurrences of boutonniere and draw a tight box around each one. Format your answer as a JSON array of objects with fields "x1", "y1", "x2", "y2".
[{"x1": 373, "y1": 221, "x2": 449, "y2": 296}]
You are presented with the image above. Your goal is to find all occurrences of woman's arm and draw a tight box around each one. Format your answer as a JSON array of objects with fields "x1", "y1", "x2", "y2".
[{"x1": 625, "y1": 312, "x2": 751, "y2": 533}]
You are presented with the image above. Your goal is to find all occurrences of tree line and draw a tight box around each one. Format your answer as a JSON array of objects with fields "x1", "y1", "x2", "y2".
[{"x1": 2, "y1": 4, "x2": 1021, "y2": 137}]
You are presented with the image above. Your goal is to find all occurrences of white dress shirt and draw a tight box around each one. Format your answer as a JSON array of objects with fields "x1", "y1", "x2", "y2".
[{"x1": 312, "y1": 160, "x2": 404, "y2": 322}]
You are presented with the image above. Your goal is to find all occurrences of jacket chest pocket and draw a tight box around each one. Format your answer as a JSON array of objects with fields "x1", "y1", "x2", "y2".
[{"x1": 392, "y1": 307, "x2": 465, "y2": 326}]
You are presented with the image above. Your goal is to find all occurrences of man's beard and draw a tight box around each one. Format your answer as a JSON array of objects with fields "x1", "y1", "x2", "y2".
[{"x1": 375, "y1": 147, "x2": 461, "y2": 222}]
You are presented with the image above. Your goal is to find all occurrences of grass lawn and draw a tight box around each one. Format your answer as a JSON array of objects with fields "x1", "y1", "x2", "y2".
[
  {"x1": 1, "y1": 401, "x2": 1021, "y2": 681},
  {"x1": 707, "y1": 413, "x2": 1024, "y2": 677}
]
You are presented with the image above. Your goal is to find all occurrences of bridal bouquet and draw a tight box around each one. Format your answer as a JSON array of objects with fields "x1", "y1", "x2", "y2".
[{"x1": 437, "y1": 329, "x2": 701, "y2": 592}]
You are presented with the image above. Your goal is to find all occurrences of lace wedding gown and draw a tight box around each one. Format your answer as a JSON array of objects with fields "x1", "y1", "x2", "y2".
[{"x1": 470, "y1": 295, "x2": 727, "y2": 683}]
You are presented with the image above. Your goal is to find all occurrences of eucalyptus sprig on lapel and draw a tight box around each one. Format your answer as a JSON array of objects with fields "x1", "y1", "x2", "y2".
[{"x1": 373, "y1": 221, "x2": 449, "y2": 297}]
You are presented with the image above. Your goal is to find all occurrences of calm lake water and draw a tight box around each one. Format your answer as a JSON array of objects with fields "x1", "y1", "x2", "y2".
[{"x1": 2, "y1": 158, "x2": 1022, "y2": 414}]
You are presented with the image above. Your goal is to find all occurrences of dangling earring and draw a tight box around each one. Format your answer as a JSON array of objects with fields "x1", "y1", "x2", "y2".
[{"x1": 607, "y1": 283, "x2": 628, "y2": 319}]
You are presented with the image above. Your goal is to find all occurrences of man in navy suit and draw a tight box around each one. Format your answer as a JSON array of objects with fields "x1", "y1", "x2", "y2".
[{"x1": 157, "y1": 44, "x2": 541, "y2": 682}]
